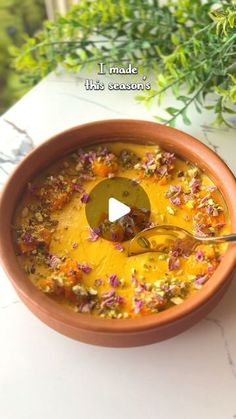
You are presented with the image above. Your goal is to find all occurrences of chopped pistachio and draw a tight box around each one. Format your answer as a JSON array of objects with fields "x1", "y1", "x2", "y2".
[
  {"x1": 208, "y1": 198, "x2": 215, "y2": 206},
  {"x1": 72, "y1": 285, "x2": 88, "y2": 296},
  {"x1": 185, "y1": 200, "x2": 194, "y2": 209},
  {"x1": 75, "y1": 163, "x2": 82, "y2": 171},
  {"x1": 35, "y1": 212, "x2": 43, "y2": 222},
  {"x1": 88, "y1": 288, "x2": 98, "y2": 296},
  {"x1": 187, "y1": 167, "x2": 199, "y2": 178},
  {"x1": 171, "y1": 296, "x2": 184, "y2": 305},
  {"x1": 119, "y1": 278, "x2": 126, "y2": 287},
  {"x1": 167, "y1": 206, "x2": 175, "y2": 215}
]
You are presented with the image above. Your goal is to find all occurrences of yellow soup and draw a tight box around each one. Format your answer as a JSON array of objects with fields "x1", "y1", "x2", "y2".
[{"x1": 13, "y1": 142, "x2": 229, "y2": 318}]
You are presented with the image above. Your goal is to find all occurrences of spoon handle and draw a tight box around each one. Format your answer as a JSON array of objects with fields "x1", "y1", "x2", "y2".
[{"x1": 198, "y1": 234, "x2": 236, "y2": 244}]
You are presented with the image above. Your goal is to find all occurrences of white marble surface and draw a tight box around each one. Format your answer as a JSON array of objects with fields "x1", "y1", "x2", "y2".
[{"x1": 0, "y1": 70, "x2": 236, "y2": 419}]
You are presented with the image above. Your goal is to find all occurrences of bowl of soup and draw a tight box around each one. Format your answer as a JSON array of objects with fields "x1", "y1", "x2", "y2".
[{"x1": 0, "y1": 119, "x2": 236, "y2": 347}]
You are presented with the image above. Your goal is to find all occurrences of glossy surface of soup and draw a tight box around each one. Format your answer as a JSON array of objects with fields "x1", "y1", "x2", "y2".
[{"x1": 13, "y1": 142, "x2": 229, "y2": 318}]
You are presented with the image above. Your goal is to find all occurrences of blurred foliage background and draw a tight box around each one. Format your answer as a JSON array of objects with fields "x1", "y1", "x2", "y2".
[{"x1": 0, "y1": 0, "x2": 46, "y2": 114}]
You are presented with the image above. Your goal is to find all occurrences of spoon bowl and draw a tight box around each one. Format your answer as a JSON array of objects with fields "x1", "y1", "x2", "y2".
[{"x1": 128, "y1": 225, "x2": 236, "y2": 256}]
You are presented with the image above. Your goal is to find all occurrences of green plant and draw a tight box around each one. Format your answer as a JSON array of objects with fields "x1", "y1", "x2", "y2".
[
  {"x1": 11, "y1": 0, "x2": 236, "y2": 126},
  {"x1": 0, "y1": 0, "x2": 45, "y2": 114}
]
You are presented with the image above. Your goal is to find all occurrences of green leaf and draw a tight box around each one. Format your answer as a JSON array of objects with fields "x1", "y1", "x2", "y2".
[
  {"x1": 166, "y1": 106, "x2": 179, "y2": 116},
  {"x1": 182, "y1": 110, "x2": 191, "y2": 125},
  {"x1": 194, "y1": 101, "x2": 202, "y2": 113},
  {"x1": 178, "y1": 95, "x2": 189, "y2": 104},
  {"x1": 154, "y1": 115, "x2": 168, "y2": 124},
  {"x1": 8, "y1": 0, "x2": 236, "y2": 128}
]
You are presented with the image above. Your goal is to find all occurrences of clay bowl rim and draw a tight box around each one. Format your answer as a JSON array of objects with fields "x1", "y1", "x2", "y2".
[{"x1": 0, "y1": 119, "x2": 236, "y2": 335}]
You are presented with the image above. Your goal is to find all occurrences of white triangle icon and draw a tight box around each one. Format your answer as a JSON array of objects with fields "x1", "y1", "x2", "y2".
[{"x1": 108, "y1": 198, "x2": 131, "y2": 222}]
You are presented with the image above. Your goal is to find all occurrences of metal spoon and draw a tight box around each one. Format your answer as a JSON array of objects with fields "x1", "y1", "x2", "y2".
[{"x1": 128, "y1": 225, "x2": 236, "y2": 256}]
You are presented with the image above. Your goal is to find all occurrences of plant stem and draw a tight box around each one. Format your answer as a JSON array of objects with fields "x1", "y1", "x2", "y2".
[{"x1": 165, "y1": 76, "x2": 212, "y2": 125}]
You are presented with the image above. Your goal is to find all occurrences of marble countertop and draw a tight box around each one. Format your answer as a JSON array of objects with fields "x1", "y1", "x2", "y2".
[{"x1": 0, "y1": 70, "x2": 236, "y2": 419}]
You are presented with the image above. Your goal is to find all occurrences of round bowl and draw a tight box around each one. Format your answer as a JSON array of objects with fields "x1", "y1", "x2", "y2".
[{"x1": 0, "y1": 119, "x2": 236, "y2": 347}]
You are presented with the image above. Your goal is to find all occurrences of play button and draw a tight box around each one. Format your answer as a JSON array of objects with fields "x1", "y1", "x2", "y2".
[
  {"x1": 108, "y1": 198, "x2": 130, "y2": 222},
  {"x1": 85, "y1": 177, "x2": 151, "y2": 242}
]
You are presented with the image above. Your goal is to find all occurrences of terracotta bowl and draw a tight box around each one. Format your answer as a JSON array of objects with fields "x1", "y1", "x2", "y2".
[{"x1": 0, "y1": 119, "x2": 236, "y2": 347}]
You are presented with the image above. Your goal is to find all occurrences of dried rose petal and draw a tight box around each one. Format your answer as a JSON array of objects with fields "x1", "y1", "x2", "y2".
[
  {"x1": 87, "y1": 228, "x2": 100, "y2": 242},
  {"x1": 168, "y1": 255, "x2": 180, "y2": 271},
  {"x1": 48, "y1": 254, "x2": 61, "y2": 269},
  {"x1": 134, "y1": 298, "x2": 143, "y2": 314},
  {"x1": 109, "y1": 274, "x2": 119, "y2": 287},
  {"x1": 114, "y1": 243, "x2": 124, "y2": 252},
  {"x1": 80, "y1": 193, "x2": 90, "y2": 204},
  {"x1": 102, "y1": 290, "x2": 115, "y2": 299},
  {"x1": 195, "y1": 249, "x2": 204, "y2": 261},
  {"x1": 23, "y1": 231, "x2": 33, "y2": 244},
  {"x1": 73, "y1": 183, "x2": 84, "y2": 192},
  {"x1": 170, "y1": 196, "x2": 181, "y2": 206},
  {"x1": 189, "y1": 178, "x2": 201, "y2": 193},
  {"x1": 78, "y1": 263, "x2": 92, "y2": 273},
  {"x1": 195, "y1": 274, "x2": 208, "y2": 285}
]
